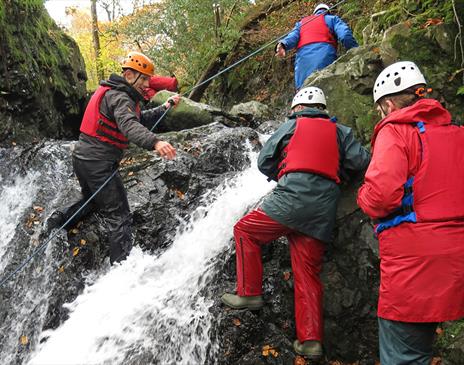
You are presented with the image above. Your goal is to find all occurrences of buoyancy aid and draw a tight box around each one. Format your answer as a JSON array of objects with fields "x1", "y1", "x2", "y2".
[
  {"x1": 375, "y1": 110, "x2": 464, "y2": 234},
  {"x1": 277, "y1": 116, "x2": 340, "y2": 183},
  {"x1": 297, "y1": 14, "x2": 338, "y2": 49},
  {"x1": 80, "y1": 86, "x2": 140, "y2": 149}
]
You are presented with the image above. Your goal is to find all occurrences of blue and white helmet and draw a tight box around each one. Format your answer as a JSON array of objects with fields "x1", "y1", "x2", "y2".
[
  {"x1": 373, "y1": 61, "x2": 427, "y2": 103},
  {"x1": 313, "y1": 3, "x2": 330, "y2": 14},
  {"x1": 291, "y1": 87, "x2": 326, "y2": 109}
]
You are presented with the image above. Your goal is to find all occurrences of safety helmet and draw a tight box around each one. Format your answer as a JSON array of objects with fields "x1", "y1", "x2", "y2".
[
  {"x1": 121, "y1": 51, "x2": 155, "y2": 76},
  {"x1": 373, "y1": 61, "x2": 426, "y2": 103},
  {"x1": 313, "y1": 3, "x2": 330, "y2": 14},
  {"x1": 291, "y1": 86, "x2": 326, "y2": 109}
]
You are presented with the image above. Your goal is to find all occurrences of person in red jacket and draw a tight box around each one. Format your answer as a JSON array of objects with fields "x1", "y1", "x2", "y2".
[
  {"x1": 357, "y1": 61, "x2": 464, "y2": 365},
  {"x1": 47, "y1": 52, "x2": 180, "y2": 264},
  {"x1": 144, "y1": 74, "x2": 179, "y2": 100}
]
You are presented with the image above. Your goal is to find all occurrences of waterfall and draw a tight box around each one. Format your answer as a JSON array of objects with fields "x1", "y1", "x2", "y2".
[
  {"x1": 0, "y1": 142, "x2": 75, "y2": 365},
  {"x1": 27, "y1": 144, "x2": 274, "y2": 365}
]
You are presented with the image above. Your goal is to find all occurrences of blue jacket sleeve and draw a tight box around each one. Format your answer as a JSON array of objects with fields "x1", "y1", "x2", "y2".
[
  {"x1": 325, "y1": 15, "x2": 358, "y2": 49},
  {"x1": 279, "y1": 21, "x2": 301, "y2": 51}
]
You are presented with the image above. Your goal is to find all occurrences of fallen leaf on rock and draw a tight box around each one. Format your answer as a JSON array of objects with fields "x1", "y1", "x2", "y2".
[
  {"x1": 72, "y1": 247, "x2": 80, "y2": 257},
  {"x1": 58, "y1": 265, "x2": 65, "y2": 273},
  {"x1": 79, "y1": 239, "x2": 87, "y2": 246},
  {"x1": 294, "y1": 355, "x2": 306, "y2": 365},
  {"x1": 33, "y1": 206, "x2": 44, "y2": 212},
  {"x1": 175, "y1": 190, "x2": 185, "y2": 199},
  {"x1": 232, "y1": 318, "x2": 241, "y2": 326},
  {"x1": 283, "y1": 271, "x2": 292, "y2": 281},
  {"x1": 20, "y1": 336, "x2": 28, "y2": 345},
  {"x1": 262, "y1": 345, "x2": 279, "y2": 357},
  {"x1": 431, "y1": 357, "x2": 442, "y2": 365}
]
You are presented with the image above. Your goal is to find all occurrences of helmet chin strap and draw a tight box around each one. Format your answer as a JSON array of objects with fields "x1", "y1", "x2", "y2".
[{"x1": 130, "y1": 72, "x2": 142, "y2": 86}]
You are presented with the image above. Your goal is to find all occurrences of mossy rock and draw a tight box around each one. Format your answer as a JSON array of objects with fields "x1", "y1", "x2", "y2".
[{"x1": 0, "y1": 0, "x2": 87, "y2": 145}]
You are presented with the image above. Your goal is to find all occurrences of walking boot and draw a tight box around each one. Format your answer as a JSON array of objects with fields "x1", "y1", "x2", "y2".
[
  {"x1": 221, "y1": 293, "x2": 264, "y2": 310},
  {"x1": 293, "y1": 340, "x2": 323, "y2": 359},
  {"x1": 45, "y1": 211, "x2": 65, "y2": 234}
]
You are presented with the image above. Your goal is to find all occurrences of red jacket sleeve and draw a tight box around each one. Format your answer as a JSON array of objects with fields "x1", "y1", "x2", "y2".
[
  {"x1": 357, "y1": 124, "x2": 410, "y2": 219},
  {"x1": 149, "y1": 75, "x2": 178, "y2": 92}
]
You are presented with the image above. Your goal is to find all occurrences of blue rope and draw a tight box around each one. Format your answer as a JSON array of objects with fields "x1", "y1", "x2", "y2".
[{"x1": 0, "y1": 0, "x2": 348, "y2": 287}]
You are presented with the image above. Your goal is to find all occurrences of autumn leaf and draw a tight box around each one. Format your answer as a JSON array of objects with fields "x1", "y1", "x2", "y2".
[
  {"x1": 431, "y1": 357, "x2": 442, "y2": 365},
  {"x1": 128, "y1": 171, "x2": 134, "y2": 176},
  {"x1": 232, "y1": 318, "x2": 241, "y2": 326},
  {"x1": 58, "y1": 265, "x2": 65, "y2": 273},
  {"x1": 70, "y1": 228, "x2": 79, "y2": 234},
  {"x1": 421, "y1": 18, "x2": 443, "y2": 29},
  {"x1": 79, "y1": 239, "x2": 87, "y2": 246},
  {"x1": 294, "y1": 355, "x2": 306, "y2": 365},
  {"x1": 283, "y1": 271, "x2": 292, "y2": 281},
  {"x1": 175, "y1": 190, "x2": 185, "y2": 200},
  {"x1": 72, "y1": 247, "x2": 80, "y2": 257},
  {"x1": 20, "y1": 336, "x2": 28, "y2": 345},
  {"x1": 33, "y1": 206, "x2": 44, "y2": 213},
  {"x1": 436, "y1": 327, "x2": 444, "y2": 335},
  {"x1": 12, "y1": 141, "x2": 17, "y2": 146},
  {"x1": 262, "y1": 344, "x2": 278, "y2": 357}
]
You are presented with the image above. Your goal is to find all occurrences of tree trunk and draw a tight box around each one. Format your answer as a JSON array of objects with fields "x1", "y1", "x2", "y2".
[
  {"x1": 188, "y1": 0, "x2": 297, "y2": 101},
  {"x1": 90, "y1": 0, "x2": 104, "y2": 81}
]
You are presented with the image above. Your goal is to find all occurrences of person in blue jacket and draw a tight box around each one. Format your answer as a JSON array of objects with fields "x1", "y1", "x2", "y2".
[{"x1": 276, "y1": 3, "x2": 358, "y2": 89}]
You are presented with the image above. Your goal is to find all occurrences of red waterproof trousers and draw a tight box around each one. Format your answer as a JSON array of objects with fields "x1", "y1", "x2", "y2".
[{"x1": 234, "y1": 208, "x2": 325, "y2": 342}]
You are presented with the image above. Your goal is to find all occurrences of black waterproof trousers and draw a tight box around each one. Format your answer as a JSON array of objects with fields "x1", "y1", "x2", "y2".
[{"x1": 62, "y1": 157, "x2": 132, "y2": 264}]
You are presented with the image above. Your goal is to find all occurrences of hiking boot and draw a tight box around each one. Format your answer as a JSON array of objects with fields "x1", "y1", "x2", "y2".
[
  {"x1": 45, "y1": 211, "x2": 65, "y2": 234},
  {"x1": 293, "y1": 340, "x2": 323, "y2": 359},
  {"x1": 221, "y1": 293, "x2": 264, "y2": 310}
]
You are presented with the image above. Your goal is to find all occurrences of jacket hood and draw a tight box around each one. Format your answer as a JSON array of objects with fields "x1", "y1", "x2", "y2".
[
  {"x1": 290, "y1": 107, "x2": 330, "y2": 120},
  {"x1": 372, "y1": 98, "x2": 451, "y2": 146},
  {"x1": 101, "y1": 74, "x2": 145, "y2": 103}
]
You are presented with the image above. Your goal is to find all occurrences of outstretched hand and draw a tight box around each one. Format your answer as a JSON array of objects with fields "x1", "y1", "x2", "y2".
[
  {"x1": 164, "y1": 94, "x2": 181, "y2": 109},
  {"x1": 154, "y1": 140, "x2": 176, "y2": 160},
  {"x1": 275, "y1": 43, "x2": 286, "y2": 58}
]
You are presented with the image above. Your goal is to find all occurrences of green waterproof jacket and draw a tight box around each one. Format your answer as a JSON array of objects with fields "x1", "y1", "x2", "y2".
[{"x1": 258, "y1": 108, "x2": 370, "y2": 242}]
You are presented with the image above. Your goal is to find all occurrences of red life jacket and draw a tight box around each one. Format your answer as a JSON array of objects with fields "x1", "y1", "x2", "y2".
[
  {"x1": 80, "y1": 86, "x2": 140, "y2": 150},
  {"x1": 373, "y1": 99, "x2": 464, "y2": 234},
  {"x1": 278, "y1": 116, "x2": 340, "y2": 183},
  {"x1": 297, "y1": 14, "x2": 338, "y2": 49}
]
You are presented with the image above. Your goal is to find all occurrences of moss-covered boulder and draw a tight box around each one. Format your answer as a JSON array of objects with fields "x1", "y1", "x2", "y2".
[
  {"x1": 151, "y1": 90, "x2": 248, "y2": 131},
  {"x1": 0, "y1": 0, "x2": 87, "y2": 145}
]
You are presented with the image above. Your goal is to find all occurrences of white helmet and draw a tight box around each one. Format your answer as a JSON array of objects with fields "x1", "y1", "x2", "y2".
[
  {"x1": 313, "y1": 3, "x2": 330, "y2": 14},
  {"x1": 373, "y1": 61, "x2": 427, "y2": 103},
  {"x1": 291, "y1": 86, "x2": 326, "y2": 109}
]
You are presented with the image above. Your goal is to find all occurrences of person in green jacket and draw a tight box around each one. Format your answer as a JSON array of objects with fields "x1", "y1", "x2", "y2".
[{"x1": 221, "y1": 86, "x2": 370, "y2": 359}]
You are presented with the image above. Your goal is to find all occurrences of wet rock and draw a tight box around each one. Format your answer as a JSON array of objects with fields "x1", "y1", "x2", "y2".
[{"x1": 229, "y1": 101, "x2": 272, "y2": 127}]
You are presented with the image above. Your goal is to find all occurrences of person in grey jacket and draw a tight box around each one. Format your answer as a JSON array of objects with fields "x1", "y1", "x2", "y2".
[
  {"x1": 221, "y1": 87, "x2": 370, "y2": 358},
  {"x1": 47, "y1": 51, "x2": 180, "y2": 264}
]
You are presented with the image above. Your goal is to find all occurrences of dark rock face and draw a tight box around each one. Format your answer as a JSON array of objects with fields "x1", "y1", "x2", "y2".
[{"x1": 0, "y1": 2, "x2": 87, "y2": 145}]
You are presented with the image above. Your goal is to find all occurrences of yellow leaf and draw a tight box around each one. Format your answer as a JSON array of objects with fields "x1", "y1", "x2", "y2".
[
  {"x1": 294, "y1": 356, "x2": 307, "y2": 365},
  {"x1": 232, "y1": 318, "x2": 241, "y2": 326},
  {"x1": 20, "y1": 335, "x2": 28, "y2": 345},
  {"x1": 58, "y1": 265, "x2": 65, "y2": 273},
  {"x1": 269, "y1": 349, "x2": 279, "y2": 357},
  {"x1": 72, "y1": 247, "x2": 80, "y2": 257},
  {"x1": 175, "y1": 190, "x2": 185, "y2": 199},
  {"x1": 79, "y1": 239, "x2": 87, "y2": 246}
]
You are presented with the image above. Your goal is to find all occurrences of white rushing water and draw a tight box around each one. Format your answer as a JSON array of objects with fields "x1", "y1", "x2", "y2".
[
  {"x1": 29, "y1": 147, "x2": 275, "y2": 365},
  {"x1": 0, "y1": 172, "x2": 40, "y2": 271}
]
